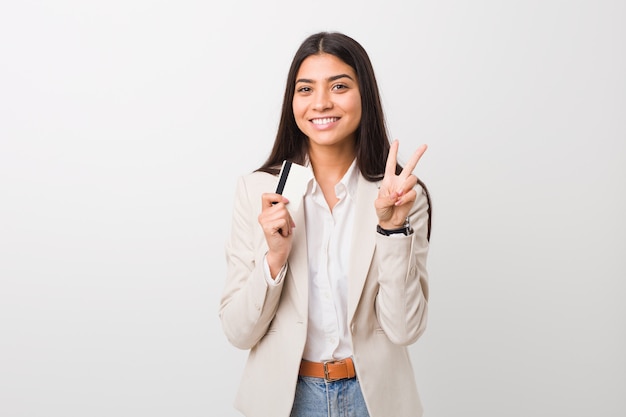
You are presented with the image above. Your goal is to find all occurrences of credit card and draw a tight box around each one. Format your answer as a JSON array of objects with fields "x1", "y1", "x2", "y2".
[{"x1": 275, "y1": 160, "x2": 311, "y2": 216}]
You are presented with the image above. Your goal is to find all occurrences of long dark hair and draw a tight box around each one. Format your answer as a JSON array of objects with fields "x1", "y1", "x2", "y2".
[{"x1": 257, "y1": 31, "x2": 431, "y2": 240}]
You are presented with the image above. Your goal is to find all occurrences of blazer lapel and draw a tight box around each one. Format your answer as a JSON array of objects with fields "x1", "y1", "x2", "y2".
[
  {"x1": 285, "y1": 193, "x2": 309, "y2": 310},
  {"x1": 347, "y1": 176, "x2": 380, "y2": 322}
]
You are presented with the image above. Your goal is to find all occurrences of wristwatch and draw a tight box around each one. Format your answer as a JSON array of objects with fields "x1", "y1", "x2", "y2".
[{"x1": 376, "y1": 217, "x2": 414, "y2": 236}]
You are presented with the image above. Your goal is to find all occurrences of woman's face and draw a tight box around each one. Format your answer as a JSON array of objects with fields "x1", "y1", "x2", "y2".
[{"x1": 292, "y1": 53, "x2": 362, "y2": 149}]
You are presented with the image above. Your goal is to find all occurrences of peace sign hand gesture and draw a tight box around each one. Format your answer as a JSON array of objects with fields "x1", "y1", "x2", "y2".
[{"x1": 375, "y1": 140, "x2": 428, "y2": 229}]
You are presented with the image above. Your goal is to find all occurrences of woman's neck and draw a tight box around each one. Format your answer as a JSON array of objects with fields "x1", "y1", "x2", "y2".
[
  {"x1": 308, "y1": 144, "x2": 356, "y2": 185},
  {"x1": 308, "y1": 144, "x2": 356, "y2": 211}
]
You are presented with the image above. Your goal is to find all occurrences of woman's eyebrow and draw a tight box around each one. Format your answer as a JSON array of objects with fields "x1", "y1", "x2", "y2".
[
  {"x1": 295, "y1": 73, "x2": 355, "y2": 84},
  {"x1": 328, "y1": 73, "x2": 354, "y2": 82}
]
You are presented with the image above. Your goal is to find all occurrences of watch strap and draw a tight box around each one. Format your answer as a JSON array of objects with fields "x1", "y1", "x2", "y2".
[{"x1": 376, "y1": 217, "x2": 414, "y2": 236}]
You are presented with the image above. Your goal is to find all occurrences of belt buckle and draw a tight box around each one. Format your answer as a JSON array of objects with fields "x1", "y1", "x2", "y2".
[{"x1": 323, "y1": 360, "x2": 341, "y2": 382}]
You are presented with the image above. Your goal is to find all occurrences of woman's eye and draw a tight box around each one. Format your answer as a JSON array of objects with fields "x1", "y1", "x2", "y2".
[
  {"x1": 297, "y1": 86, "x2": 312, "y2": 93},
  {"x1": 332, "y1": 84, "x2": 348, "y2": 91}
]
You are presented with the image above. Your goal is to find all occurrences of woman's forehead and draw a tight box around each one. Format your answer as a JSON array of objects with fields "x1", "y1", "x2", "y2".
[{"x1": 296, "y1": 54, "x2": 356, "y2": 79}]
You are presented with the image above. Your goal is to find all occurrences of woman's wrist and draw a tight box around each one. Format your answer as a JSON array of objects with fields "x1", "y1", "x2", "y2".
[{"x1": 377, "y1": 217, "x2": 413, "y2": 236}]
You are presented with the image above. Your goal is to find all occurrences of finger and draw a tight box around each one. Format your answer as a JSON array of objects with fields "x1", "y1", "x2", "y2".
[
  {"x1": 279, "y1": 216, "x2": 296, "y2": 236},
  {"x1": 264, "y1": 217, "x2": 290, "y2": 236},
  {"x1": 401, "y1": 144, "x2": 427, "y2": 177},
  {"x1": 262, "y1": 193, "x2": 289, "y2": 207},
  {"x1": 397, "y1": 174, "x2": 418, "y2": 195},
  {"x1": 395, "y1": 188, "x2": 417, "y2": 206},
  {"x1": 375, "y1": 191, "x2": 400, "y2": 209},
  {"x1": 385, "y1": 140, "x2": 399, "y2": 177}
]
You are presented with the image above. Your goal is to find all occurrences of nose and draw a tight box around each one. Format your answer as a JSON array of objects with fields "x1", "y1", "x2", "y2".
[{"x1": 312, "y1": 89, "x2": 332, "y2": 111}]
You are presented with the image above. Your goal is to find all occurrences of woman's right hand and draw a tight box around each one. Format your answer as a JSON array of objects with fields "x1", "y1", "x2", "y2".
[{"x1": 258, "y1": 193, "x2": 295, "y2": 278}]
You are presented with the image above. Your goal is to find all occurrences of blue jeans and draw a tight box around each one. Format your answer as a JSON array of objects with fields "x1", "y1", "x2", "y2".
[{"x1": 290, "y1": 375, "x2": 371, "y2": 417}]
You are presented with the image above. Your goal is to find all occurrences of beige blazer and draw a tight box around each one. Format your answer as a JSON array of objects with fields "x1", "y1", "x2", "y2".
[{"x1": 219, "y1": 169, "x2": 430, "y2": 417}]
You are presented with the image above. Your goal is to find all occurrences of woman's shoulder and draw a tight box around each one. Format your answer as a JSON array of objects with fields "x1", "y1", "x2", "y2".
[{"x1": 235, "y1": 169, "x2": 279, "y2": 195}]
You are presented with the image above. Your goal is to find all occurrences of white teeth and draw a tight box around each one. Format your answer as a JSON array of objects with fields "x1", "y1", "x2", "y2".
[{"x1": 311, "y1": 117, "x2": 338, "y2": 125}]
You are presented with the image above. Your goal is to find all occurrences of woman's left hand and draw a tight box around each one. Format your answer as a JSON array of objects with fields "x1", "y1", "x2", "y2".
[{"x1": 375, "y1": 140, "x2": 427, "y2": 229}]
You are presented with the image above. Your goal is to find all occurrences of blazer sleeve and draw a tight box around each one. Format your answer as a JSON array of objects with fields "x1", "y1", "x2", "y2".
[
  {"x1": 219, "y1": 174, "x2": 284, "y2": 350},
  {"x1": 374, "y1": 182, "x2": 430, "y2": 346}
]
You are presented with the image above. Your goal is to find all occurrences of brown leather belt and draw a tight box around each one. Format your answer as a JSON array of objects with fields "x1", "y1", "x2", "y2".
[{"x1": 299, "y1": 358, "x2": 356, "y2": 382}]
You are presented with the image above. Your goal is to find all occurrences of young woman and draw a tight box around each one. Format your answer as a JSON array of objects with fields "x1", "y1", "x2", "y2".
[{"x1": 219, "y1": 31, "x2": 432, "y2": 417}]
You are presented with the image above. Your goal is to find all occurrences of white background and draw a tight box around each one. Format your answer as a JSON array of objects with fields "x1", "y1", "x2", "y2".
[{"x1": 1, "y1": 1, "x2": 624, "y2": 416}]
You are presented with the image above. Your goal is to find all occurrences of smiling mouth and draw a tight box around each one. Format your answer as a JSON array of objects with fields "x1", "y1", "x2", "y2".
[{"x1": 311, "y1": 117, "x2": 339, "y2": 125}]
